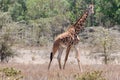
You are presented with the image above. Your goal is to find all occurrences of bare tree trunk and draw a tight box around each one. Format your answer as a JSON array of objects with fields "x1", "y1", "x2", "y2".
[{"x1": 103, "y1": 41, "x2": 108, "y2": 64}]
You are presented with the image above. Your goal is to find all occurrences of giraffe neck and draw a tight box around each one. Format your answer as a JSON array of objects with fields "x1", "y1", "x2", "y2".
[{"x1": 73, "y1": 9, "x2": 89, "y2": 34}]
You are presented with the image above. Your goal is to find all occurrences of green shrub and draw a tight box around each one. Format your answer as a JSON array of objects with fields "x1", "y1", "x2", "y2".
[
  {"x1": 0, "y1": 67, "x2": 23, "y2": 80},
  {"x1": 76, "y1": 71, "x2": 106, "y2": 80}
]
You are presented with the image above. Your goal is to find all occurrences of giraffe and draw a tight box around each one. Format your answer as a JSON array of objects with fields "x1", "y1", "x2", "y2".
[{"x1": 48, "y1": 4, "x2": 94, "y2": 71}]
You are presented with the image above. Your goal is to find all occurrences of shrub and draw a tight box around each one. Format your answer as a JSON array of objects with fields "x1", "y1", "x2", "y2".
[
  {"x1": 0, "y1": 33, "x2": 14, "y2": 62},
  {"x1": 76, "y1": 71, "x2": 106, "y2": 80},
  {"x1": 0, "y1": 67, "x2": 23, "y2": 80}
]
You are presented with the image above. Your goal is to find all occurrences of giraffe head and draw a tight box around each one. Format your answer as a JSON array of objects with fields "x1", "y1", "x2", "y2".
[{"x1": 88, "y1": 4, "x2": 94, "y2": 14}]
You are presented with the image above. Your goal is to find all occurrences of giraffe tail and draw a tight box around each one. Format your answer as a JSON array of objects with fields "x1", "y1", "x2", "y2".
[
  {"x1": 48, "y1": 52, "x2": 53, "y2": 70},
  {"x1": 50, "y1": 52, "x2": 53, "y2": 61}
]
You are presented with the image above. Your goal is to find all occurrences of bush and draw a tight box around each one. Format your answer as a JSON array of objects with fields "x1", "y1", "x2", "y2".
[
  {"x1": 0, "y1": 67, "x2": 23, "y2": 80},
  {"x1": 0, "y1": 41, "x2": 14, "y2": 62},
  {"x1": 0, "y1": 34, "x2": 14, "y2": 62},
  {"x1": 76, "y1": 71, "x2": 106, "y2": 80}
]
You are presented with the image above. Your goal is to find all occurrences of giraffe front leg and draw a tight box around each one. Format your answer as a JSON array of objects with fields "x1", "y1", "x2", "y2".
[
  {"x1": 57, "y1": 47, "x2": 64, "y2": 69},
  {"x1": 74, "y1": 45, "x2": 83, "y2": 72},
  {"x1": 63, "y1": 45, "x2": 71, "y2": 69}
]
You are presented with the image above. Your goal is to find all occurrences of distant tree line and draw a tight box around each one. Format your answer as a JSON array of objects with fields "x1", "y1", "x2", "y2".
[
  {"x1": 0, "y1": 0, "x2": 120, "y2": 26},
  {"x1": 0, "y1": 0, "x2": 120, "y2": 46}
]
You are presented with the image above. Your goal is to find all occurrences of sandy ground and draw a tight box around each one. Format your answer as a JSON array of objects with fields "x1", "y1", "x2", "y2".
[{"x1": 10, "y1": 46, "x2": 104, "y2": 65}]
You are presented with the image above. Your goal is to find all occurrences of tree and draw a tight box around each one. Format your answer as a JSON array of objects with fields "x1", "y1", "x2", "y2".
[
  {"x1": 91, "y1": 27, "x2": 115, "y2": 64},
  {"x1": 26, "y1": 0, "x2": 70, "y2": 20},
  {"x1": 0, "y1": 0, "x2": 10, "y2": 12},
  {"x1": 10, "y1": 0, "x2": 27, "y2": 21},
  {"x1": 94, "y1": 0, "x2": 120, "y2": 27}
]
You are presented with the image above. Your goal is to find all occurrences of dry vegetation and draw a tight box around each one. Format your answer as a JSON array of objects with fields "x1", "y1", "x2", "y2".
[{"x1": 0, "y1": 63, "x2": 120, "y2": 80}]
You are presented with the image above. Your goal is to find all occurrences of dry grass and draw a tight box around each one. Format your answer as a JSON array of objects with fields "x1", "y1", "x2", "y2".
[{"x1": 0, "y1": 63, "x2": 120, "y2": 80}]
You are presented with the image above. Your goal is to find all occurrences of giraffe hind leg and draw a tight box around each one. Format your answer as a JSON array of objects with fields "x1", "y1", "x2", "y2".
[
  {"x1": 57, "y1": 47, "x2": 64, "y2": 69},
  {"x1": 48, "y1": 40, "x2": 60, "y2": 70}
]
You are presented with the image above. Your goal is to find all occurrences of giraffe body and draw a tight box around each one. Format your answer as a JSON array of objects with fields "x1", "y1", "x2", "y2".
[
  {"x1": 55, "y1": 26, "x2": 79, "y2": 47},
  {"x1": 48, "y1": 4, "x2": 94, "y2": 71}
]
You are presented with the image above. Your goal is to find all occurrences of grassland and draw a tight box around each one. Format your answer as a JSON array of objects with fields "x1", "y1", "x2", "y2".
[{"x1": 0, "y1": 62, "x2": 120, "y2": 80}]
